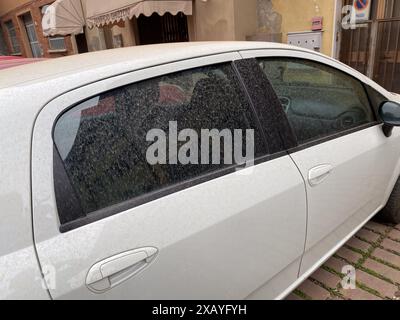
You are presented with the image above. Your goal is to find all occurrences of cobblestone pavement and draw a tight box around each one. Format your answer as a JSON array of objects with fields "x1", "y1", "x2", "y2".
[{"x1": 287, "y1": 221, "x2": 400, "y2": 300}]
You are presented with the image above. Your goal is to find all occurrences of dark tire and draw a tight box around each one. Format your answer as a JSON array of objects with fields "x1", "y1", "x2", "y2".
[{"x1": 379, "y1": 177, "x2": 400, "y2": 224}]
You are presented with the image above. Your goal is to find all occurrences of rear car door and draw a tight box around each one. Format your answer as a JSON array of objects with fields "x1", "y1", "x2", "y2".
[
  {"x1": 241, "y1": 49, "x2": 400, "y2": 277},
  {"x1": 32, "y1": 53, "x2": 307, "y2": 300}
]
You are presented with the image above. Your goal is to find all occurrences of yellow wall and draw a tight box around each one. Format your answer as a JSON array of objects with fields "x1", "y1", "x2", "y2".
[
  {"x1": 233, "y1": 0, "x2": 258, "y2": 41},
  {"x1": 192, "y1": 0, "x2": 258, "y2": 41},
  {"x1": 193, "y1": 0, "x2": 236, "y2": 41},
  {"x1": 272, "y1": 0, "x2": 336, "y2": 56},
  {"x1": 192, "y1": 0, "x2": 335, "y2": 55}
]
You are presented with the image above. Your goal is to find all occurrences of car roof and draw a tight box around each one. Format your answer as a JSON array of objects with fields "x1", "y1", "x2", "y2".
[{"x1": 0, "y1": 41, "x2": 311, "y2": 89}]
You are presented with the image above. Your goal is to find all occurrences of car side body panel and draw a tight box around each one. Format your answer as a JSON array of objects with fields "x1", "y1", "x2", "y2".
[
  {"x1": 293, "y1": 125, "x2": 400, "y2": 276},
  {"x1": 31, "y1": 53, "x2": 307, "y2": 300},
  {"x1": 0, "y1": 90, "x2": 49, "y2": 300},
  {"x1": 240, "y1": 48, "x2": 400, "y2": 296}
]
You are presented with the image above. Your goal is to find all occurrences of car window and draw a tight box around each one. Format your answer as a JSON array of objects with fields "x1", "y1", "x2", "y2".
[
  {"x1": 53, "y1": 63, "x2": 266, "y2": 226},
  {"x1": 258, "y1": 58, "x2": 376, "y2": 144}
]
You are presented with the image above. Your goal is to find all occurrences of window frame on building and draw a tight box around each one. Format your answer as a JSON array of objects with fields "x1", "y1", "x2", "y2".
[
  {"x1": 4, "y1": 20, "x2": 21, "y2": 55},
  {"x1": 0, "y1": 25, "x2": 9, "y2": 55},
  {"x1": 19, "y1": 11, "x2": 43, "y2": 58}
]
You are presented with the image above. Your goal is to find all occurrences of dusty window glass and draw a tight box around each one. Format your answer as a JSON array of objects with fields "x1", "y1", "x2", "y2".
[
  {"x1": 53, "y1": 63, "x2": 265, "y2": 223},
  {"x1": 258, "y1": 58, "x2": 375, "y2": 144}
]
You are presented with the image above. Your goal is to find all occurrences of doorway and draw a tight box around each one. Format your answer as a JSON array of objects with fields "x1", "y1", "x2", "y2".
[
  {"x1": 75, "y1": 28, "x2": 89, "y2": 53},
  {"x1": 21, "y1": 12, "x2": 42, "y2": 57},
  {"x1": 136, "y1": 12, "x2": 189, "y2": 45},
  {"x1": 339, "y1": 0, "x2": 400, "y2": 93}
]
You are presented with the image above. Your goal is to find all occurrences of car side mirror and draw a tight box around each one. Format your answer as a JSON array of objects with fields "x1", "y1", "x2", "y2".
[{"x1": 379, "y1": 101, "x2": 400, "y2": 137}]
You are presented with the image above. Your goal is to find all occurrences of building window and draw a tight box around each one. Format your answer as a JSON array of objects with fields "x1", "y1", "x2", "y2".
[
  {"x1": 48, "y1": 36, "x2": 66, "y2": 51},
  {"x1": 42, "y1": 5, "x2": 66, "y2": 52},
  {"x1": 0, "y1": 25, "x2": 9, "y2": 55},
  {"x1": 4, "y1": 20, "x2": 21, "y2": 55},
  {"x1": 20, "y1": 12, "x2": 43, "y2": 58}
]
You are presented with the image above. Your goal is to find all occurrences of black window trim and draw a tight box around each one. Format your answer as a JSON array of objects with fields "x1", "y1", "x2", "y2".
[
  {"x1": 286, "y1": 122, "x2": 381, "y2": 154},
  {"x1": 254, "y1": 56, "x2": 383, "y2": 153},
  {"x1": 233, "y1": 58, "x2": 297, "y2": 151},
  {"x1": 54, "y1": 60, "x2": 288, "y2": 233}
]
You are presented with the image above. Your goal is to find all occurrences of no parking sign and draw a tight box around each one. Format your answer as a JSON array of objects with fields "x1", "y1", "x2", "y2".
[{"x1": 353, "y1": 0, "x2": 371, "y2": 22}]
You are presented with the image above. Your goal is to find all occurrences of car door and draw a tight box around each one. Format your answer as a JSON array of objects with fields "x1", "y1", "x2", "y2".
[
  {"x1": 32, "y1": 53, "x2": 307, "y2": 300},
  {"x1": 241, "y1": 49, "x2": 400, "y2": 278}
]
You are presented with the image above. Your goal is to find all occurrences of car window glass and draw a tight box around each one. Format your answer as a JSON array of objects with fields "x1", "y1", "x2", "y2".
[
  {"x1": 258, "y1": 58, "x2": 375, "y2": 144},
  {"x1": 53, "y1": 63, "x2": 266, "y2": 225}
]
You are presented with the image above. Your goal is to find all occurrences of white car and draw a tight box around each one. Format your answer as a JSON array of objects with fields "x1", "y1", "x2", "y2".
[{"x1": 1, "y1": 42, "x2": 400, "y2": 300}]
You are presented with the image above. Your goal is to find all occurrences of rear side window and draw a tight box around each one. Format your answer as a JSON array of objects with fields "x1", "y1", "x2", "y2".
[
  {"x1": 258, "y1": 58, "x2": 375, "y2": 144},
  {"x1": 53, "y1": 63, "x2": 266, "y2": 227}
]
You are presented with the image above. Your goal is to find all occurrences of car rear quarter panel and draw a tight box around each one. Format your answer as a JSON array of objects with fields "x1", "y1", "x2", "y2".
[{"x1": 0, "y1": 86, "x2": 48, "y2": 299}]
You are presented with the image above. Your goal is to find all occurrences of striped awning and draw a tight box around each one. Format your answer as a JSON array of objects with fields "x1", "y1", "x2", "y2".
[
  {"x1": 42, "y1": 0, "x2": 85, "y2": 36},
  {"x1": 86, "y1": 0, "x2": 193, "y2": 28}
]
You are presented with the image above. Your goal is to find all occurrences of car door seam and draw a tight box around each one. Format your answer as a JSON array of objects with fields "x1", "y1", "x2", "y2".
[
  {"x1": 288, "y1": 152, "x2": 309, "y2": 278},
  {"x1": 30, "y1": 116, "x2": 53, "y2": 300}
]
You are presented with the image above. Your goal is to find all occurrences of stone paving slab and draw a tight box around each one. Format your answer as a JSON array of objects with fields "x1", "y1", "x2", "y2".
[
  {"x1": 345, "y1": 237, "x2": 372, "y2": 253},
  {"x1": 288, "y1": 220, "x2": 400, "y2": 300},
  {"x1": 388, "y1": 229, "x2": 400, "y2": 241},
  {"x1": 373, "y1": 248, "x2": 400, "y2": 267},
  {"x1": 310, "y1": 268, "x2": 341, "y2": 289},
  {"x1": 356, "y1": 228, "x2": 381, "y2": 243}
]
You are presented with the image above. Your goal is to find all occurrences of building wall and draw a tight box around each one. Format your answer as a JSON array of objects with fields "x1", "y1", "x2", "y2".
[
  {"x1": 233, "y1": 0, "x2": 258, "y2": 41},
  {"x1": 1, "y1": 0, "x2": 337, "y2": 57},
  {"x1": 111, "y1": 20, "x2": 136, "y2": 48},
  {"x1": 85, "y1": 26, "x2": 107, "y2": 52},
  {"x1": 83, "y1": 0, "x2": 259, "y2": 49},
  {"x1": 0, "y1": 0, "x2": 76, "y2": 58},
  {"x1": 272, "y1": 0, "x2": 336, "y2": 56},
  {"x1": 192, "y1": 0, "x2": 236, "y2": 41},
  {"x1": 0, "y1": 0, "x2": 29, "y2": 14},
  {"x1": 191, "y1": 0, "x2": 258, "y2": 41}
]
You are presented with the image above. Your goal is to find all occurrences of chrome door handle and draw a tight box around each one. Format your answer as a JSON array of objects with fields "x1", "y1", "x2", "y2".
[
  {"x1": 86, "y1": 247, "x2": 158, "y2": 294},
  {"x1": 308, "y1": 164, "x2": 333, "y2": 187}
]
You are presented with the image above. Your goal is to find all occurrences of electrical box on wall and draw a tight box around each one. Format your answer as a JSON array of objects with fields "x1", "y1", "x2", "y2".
[
  {"x1": 312, "y1": 17, "x2": 323, "y2": 31},
  {"x1": 287, "y1": 31, "x2": 322, "y2": 52}
]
